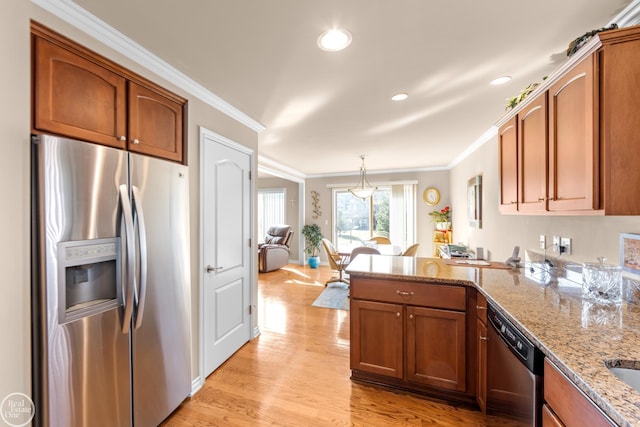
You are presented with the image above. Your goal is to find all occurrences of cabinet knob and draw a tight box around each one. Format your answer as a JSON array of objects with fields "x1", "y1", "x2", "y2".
[
  {"x1": 396, "y1": 312, "x2": 401, "y2": 318},
  {"x1": 510, "y1": 201, "x2": 518, "y2": 205},
  {"x1": 119, "y1": 136, "x2": 126, "y2": 141},
  {"x1": 476, "y1": 305, "x2": 486, "y2": 310},
  {"x1": 409, "y1": 314, "x2": 414, "y2": 320},
  {"x1": 132, "y1": 138, "x2": 140, "y2": 144},
  {"x1": 479, "y1": 336, "x2": 488, "y2": 341}
]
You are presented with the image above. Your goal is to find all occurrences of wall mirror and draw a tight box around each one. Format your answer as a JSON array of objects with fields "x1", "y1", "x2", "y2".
[{"x1": 468, "y1": 175, "x2": 482, "y2": 228}]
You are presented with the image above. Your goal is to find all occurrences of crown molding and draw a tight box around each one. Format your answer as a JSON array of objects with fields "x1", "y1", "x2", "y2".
[
  {"x1": 31, "y1": 0, "x2": 265, "y2": 133},
  {"x1": 611, "y1": 0, "x2": 640, "y2": 27},
  {"x1": 257, "y1": 155, "x2": 306, "y2": 182}
]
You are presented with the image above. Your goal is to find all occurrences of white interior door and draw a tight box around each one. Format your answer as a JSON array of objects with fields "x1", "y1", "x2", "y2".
[{"x1": 201, "y1": 128, "x2": 253, "y2": 377}]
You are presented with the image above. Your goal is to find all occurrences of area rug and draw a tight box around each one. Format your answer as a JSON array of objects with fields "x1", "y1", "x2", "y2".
[{"x1": 312, "y1": 283, "x2": 350, "y2": 310}]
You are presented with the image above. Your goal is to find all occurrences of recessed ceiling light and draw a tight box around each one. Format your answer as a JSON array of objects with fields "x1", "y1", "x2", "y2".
[
  {"x1": 391, "y1": 93, "x2": 408, "y2": 101},
  {"x1": 490, "y1": 76, "x2": 512, "y2": 86},
  {"x1": 317, "y1": 29, "x2": 352, "y2": 52}
]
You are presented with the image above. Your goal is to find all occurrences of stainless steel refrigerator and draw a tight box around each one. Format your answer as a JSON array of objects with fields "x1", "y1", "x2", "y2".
[{"x1": 31, "y1": 134, "x2": 191, "y2": 426}]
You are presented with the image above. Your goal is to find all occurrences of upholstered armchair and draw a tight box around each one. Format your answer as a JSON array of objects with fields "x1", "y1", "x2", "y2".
[{"x1": 258, "y1": 225, "x2": 293, "y2": 273}]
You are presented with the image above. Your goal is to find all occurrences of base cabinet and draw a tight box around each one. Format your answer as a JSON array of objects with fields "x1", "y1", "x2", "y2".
[
  {"x1": 476, "y1": 292, "x2": 488, "y2": 412},
  {"x1": 406, "y1": 306, "x2": 466, "y2": 391},
  {"x1": 350, "y1": 300, "x2": 403, "y2": 379},
  {"x1": 350, "y1": 277, "x2": 472, "y2": 399},
  {"x1": 543, "y1": 359, "x2": 614, "y2": 427}
]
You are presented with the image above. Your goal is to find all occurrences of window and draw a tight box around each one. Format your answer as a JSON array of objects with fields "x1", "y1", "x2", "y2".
[
  {"x1": 258, "y1": 189, "x2": 286, "y2": 242},
  {"x1": 333, "y1": 184, "x2": 415, "y2": 251}
]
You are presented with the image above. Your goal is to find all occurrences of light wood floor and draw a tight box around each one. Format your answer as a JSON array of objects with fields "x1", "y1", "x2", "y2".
[{"x1": 162, "y1": 264, "x2": 509, "y2": 426}]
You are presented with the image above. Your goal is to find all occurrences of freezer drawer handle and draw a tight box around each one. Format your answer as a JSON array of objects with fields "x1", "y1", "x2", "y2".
[
  {"x1": 132, "y1": 186, "x2": 148, "y2": 330},
  {"x1": 119, "y1": 185, "x2": 135, "y2": 334}
]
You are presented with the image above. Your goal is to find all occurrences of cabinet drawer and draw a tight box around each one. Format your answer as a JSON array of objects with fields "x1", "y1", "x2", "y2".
[
  {"x1": 544, "y1": 359, "x2": 614, "y2": 427},
  {"x1": 350, "y1": 278, "x2": 466, "y2": 311}
]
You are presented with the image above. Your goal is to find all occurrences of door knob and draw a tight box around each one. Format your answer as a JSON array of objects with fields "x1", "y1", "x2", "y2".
[{"x1": 206, "y1": 265, "x2": 223, "y2": 273}]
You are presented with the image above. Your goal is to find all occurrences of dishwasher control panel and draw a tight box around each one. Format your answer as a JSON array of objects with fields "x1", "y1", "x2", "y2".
[{"x1": 488, "y1": 304, "x2": 544, "y2": 374}]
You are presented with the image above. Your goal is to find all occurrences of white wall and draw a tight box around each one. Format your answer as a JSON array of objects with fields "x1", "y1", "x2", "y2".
[
  {"x1": 0, "y1": 0, "x2": 33, "y2": 408},
  {"x1": 0, "y1": 2, "x2": 260, "y2": 407},
  {"x1": 449, "y1": 137, "x2": 640, "y2": 264}
]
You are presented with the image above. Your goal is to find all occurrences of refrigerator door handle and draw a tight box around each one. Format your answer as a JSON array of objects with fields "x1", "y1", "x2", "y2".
[
  {"x1": 132, "y1": 185, "x2": 148, "y2": 329},
  {"x1": 119, "y1": 184, "x2": 136, "y2": 334}
]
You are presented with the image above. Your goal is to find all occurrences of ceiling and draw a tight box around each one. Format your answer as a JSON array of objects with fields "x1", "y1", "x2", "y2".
[{"x1": 73, "y1": 0, "x2": 632, "y2": 176}]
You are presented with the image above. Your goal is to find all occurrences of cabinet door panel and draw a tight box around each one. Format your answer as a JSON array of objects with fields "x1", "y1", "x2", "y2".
[
  {"x1": 600, "y1": 33, "x2": 640, "y2": 214},
  {"x1": 499, "y1": 117, "x2": 518, "y2": 212},
  {"x1": 548, "y1": 56, "x2": 597, "y2": 211},
  {"x1": 128, "y1": 82, "x2": 184, "y2": 163},
  {"x1": 476, "y1": 318, "x2": 487, "y2": 412},
  {"x1": 406, "y1": 306, "x2": 466, "y2": 391},
  {"x1": 350, "y1": 300, "x2": 403, "y2": 379},
  {"x1": 34, "y1": 37, "x2": 127, "y2": 148},
  {"x1": 518, "y1": 93, "x2": 548, "y2": 212}
]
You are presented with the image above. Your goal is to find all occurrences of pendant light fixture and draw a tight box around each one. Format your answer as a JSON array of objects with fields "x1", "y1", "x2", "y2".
[{"x1": 349, "y1": 155, "x2": 377, "y2": 199}]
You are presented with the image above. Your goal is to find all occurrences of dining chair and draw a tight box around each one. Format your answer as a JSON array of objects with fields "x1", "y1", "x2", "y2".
[
  {"x1": 401, "y1": 243, "x2": 420, "y2": 257},
  {"x1": 350, "y1": 246, "x2": 380, "y2": 263},
  {"x1": 321, "y1": 238, "x2": 350, "y2": 286},
  {"x1": 369, "y1": 235, "x2": 391, "y2": 245}
]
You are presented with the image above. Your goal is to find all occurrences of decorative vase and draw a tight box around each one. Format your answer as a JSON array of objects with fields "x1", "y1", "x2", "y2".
[
  {"x1": 308, "y1": 255, "x2": 320, "y2": 268},
  {"x1": 435, "y1": 222, "x2": 451, "y2": 231}
]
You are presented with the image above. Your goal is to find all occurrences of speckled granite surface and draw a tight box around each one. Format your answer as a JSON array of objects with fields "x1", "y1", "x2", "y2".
[{"x1": 346, "y1": 254, "x2": 640, "y2": 427}]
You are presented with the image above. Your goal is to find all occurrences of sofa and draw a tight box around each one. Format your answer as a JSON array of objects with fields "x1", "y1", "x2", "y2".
[{"x1": 258, "y1": 225, "x2": 293, "y2": 273}]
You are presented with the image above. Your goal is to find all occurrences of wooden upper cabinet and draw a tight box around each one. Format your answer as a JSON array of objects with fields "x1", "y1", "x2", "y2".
[
  {"x1": 33, "y1": 36, "x2": 127, "y2": 149},
  {"x1": 498, "y1": 117, "x2": 518, "y2": 213},
  {"x1": 600, "y1": 27, "x2": 640, "y2": 215},
  {"x1": 32, "y1": 22, "x2": 187, "y2": 164},
  {"x1": 128, "y1": 82, "x2": 184, "y2": 162},
  {"x1": 548, "y1": 56, "x2": 598, "y2": 212},
  {"x1": 518, "y1": 92, "x2": 548, "y2": 212}
]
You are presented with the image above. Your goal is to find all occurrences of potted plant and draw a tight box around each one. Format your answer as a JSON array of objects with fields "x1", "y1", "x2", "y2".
[
  {"x1": 429, "y1": 206, "x2": 451, "y2": 231},
  {"x1": 301, "y1": 223, "x2": 323, "y2": 268}
]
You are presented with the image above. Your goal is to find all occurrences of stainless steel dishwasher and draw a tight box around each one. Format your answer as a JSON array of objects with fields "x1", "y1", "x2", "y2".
[{"x1": 486, "y1": 304, "x2": 545, "y2": 426}]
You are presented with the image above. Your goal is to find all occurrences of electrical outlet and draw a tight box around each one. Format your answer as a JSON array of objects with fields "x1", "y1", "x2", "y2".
[
  {"x1": 552, "y1": 236, "x2": 561, "y2": 253},
  {"x1": 561, "y1": 237, "x2": 572, "y2": 255},
  {"x1": 539, "y1": 235, "x2": 546, "y2": 250}
]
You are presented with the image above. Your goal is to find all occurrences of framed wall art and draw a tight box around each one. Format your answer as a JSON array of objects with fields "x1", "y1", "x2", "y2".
[
  {"x1": 468, "y1": 175, "x2": 482, "y2": 229},
  {"x1": 621, "y1": 233, "x2": 640, "y2": 275}
]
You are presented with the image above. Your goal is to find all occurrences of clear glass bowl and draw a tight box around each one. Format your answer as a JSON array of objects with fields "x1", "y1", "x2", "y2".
[{"x1": 582, "y1": 258, "x2": 622, "y2": 303}]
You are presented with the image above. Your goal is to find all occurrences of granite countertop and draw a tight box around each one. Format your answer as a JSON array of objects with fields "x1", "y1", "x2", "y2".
[{"x1": 346, "y1": 254, "x2": 640, "y2": 427}]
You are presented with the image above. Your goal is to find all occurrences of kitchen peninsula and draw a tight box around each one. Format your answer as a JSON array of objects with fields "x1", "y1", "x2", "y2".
[{"x1": 346, "y1": 255, "x2": 640, "y2": 426}]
